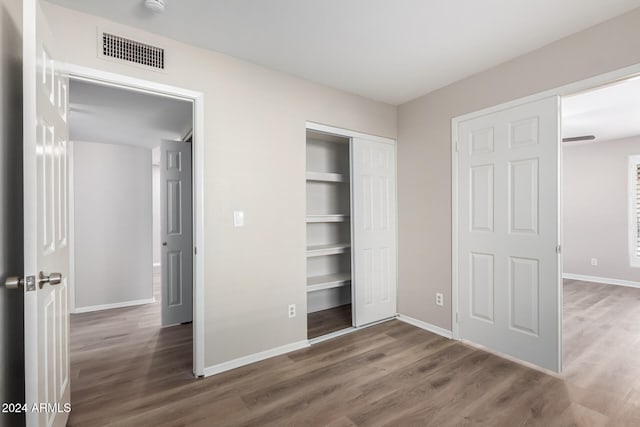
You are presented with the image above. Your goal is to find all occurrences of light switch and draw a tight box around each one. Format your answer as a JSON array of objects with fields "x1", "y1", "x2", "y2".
[{"x1": 233, "y1": 211, "x2": 244, "y2": 227}]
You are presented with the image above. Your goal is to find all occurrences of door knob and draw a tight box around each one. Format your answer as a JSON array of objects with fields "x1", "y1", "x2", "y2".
[
  {"x1": 39, "y1": 272, "x2": 62, "y2": 289},
  {"x1": 4, "y1": 276, "x2": 23, "y2": 289},
  {"x1": 162, "y1": 242, "x2": 167, "y2": 246}
]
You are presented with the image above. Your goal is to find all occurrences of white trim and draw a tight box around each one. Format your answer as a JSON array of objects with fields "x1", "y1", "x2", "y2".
[
  {"x1": 68, "y1": 141, "x2": 76, "y2": 314},
  {"x1": 451, "y1": 120, "x2": 460, "y2": 340},
  {"x1": 306, "y1": 121, "x2": 395, "y2": 145},
  {"x1": 203, "y1": 340, "x2": 310, "y2": 377},
  {"x1": 563, "y1": 273, "x2": 640, "y2": 289},
  {"x1": 629, "y1": 156, "x2": 640, "y2": 267},
  {"x1": 451, "y1": 62, "x2": 640, "y2": 373},
  {"x1": 397, "y1": 315, "x2": 454, "y2": 339},
  {"x1": 453, "y1": 65, "x2": 640, "y2": 124},
  {"x1": 72, "y1": 298, "x2": 156, "y2": 314},
  {"x1": 61, "y1": 63, "x2": 199, "y2": 101},
  {"x1": 62, "y1": 63, "x2": 206, "y2": 377},
  {"x1": 308, "y1": 316, "x2": 397, "y2": 345},
  {"x1": 193, "y1": 89, "x2": 206, "y2": 377},
  {"x1": 308, "y1": 327, "x2": 357, "y2": 345}
]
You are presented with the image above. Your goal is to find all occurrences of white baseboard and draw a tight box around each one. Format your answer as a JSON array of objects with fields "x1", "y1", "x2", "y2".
[
  {"x1": 397, "y1": 314, "x2": 453, "y2": 339},
  {"x1": 72, "y1": 297, "x2": 156, "y2": 314},
  {"x1": 203, "y1": 340, "x2": 310, "y2": 377},
  {"x1": 563, "y1": 273, "x2": 640, "y2": 289}
]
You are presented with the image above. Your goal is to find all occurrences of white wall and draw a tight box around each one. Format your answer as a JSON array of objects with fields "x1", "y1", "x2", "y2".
[
  {"x1": 73, "y1": 141, "x2": 153, "y2": 310},
  {"x1": 42, "y1": 2, "x2": 397, "y2": 368},
  {"x1": 397, "y1": 8, "x2": 640, "y2": 331},
  {"x1": 563, "y1": 136, "x2": 640, "y2": 283},
  {"x1": 0, "y1": 0, "x2": 25, "y2": 424}
]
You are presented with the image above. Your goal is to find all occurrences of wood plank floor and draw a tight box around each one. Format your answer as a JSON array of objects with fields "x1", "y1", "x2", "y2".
[
  {"x1": 307, "y1": 304, "x2": 352, "y2": 339},
  {"x1": 68, "y1": 279, "x2": 640, "y2": 426}
]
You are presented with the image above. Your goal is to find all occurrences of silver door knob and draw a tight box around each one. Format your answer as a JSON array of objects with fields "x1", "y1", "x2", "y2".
[
  {"x1": 4, "y1": 276, "x2": 23, "y2": 289},
  {"x1": 39, "y1": 272, "x2": 62, "y2": 289}
]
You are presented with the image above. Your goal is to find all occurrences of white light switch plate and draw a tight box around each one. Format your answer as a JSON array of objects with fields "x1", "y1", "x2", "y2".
[{"x1": 233, "y1": 211, "x2": 244, "y2": 227}]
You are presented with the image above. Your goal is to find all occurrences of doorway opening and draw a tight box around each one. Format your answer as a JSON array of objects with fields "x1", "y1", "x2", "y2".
[
  {"x1": 66, "y1": 76, "x2": 196, "y2": 416},
  {"x1": 306, "y1": 129, "x2": 354, "y2": 339},
  {"x1": 452, "y1": 65, "x2": 640, "y2": 376},
  {"x1": 561, "y1": 75, "x2": 640, "y2": 397}
]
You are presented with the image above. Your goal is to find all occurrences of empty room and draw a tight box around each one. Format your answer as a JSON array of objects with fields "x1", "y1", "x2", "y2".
[
  {"x1": 66, "y1": 78, "x2": 196, "y2": 417},
  {"x1": 561, "y1": 76, "x2": 640, "y2": 405},
  {"x1": 4, "y1": 1, "x2": 640, "y2": 426}
]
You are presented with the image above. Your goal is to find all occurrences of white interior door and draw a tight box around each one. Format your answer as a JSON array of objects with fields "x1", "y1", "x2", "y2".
[
  {"x1": 23, "y1": 0, "x2": 71, "y2": 425},
  {"x1": 457, "y1": 96, "x2": 561, "y2": 372},
  {"x1": 160, "y1": 140, "x2": 193, "y2": 326},
  {"x1": 352, "y1": 138, "x2": 397, "y2": 326}
]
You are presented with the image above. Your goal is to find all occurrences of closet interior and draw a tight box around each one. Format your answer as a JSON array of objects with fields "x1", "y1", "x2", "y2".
[{"x1": 306, "y1": 130, "x2": 353, "y2": 339}]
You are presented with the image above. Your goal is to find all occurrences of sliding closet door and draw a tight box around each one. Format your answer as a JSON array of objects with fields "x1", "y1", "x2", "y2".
[{"x1": 352, "y1": 138, "x2": 397, "y2": 326}]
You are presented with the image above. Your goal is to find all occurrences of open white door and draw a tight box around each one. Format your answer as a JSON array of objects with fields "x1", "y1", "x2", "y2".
[
  {"x1": 352, "y1": 138, "x2": 397, "y2": 326},
  {"x1": 23, "y1": 0, "x2": 71, "y2": 425},
  {"x1": 160, "y1": 140, "x2": 193, "y2": 326},
  {"x1": 457, "y1": 96, "x2": 561, "y2": 372}
]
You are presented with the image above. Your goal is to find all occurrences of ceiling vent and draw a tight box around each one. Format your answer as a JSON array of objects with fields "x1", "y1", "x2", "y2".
[{"x1": 101, "y1": 32, "x2": 165, "y2": 70}]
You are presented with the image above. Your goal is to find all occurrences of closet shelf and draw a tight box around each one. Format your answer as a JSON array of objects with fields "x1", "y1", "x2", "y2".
[
  {"x1": 307, "y1": 273, "x2": 351, "y2": 292},
  {"x1": 306, "y1": 214, "x2": 350, "y2": 223},
  {"x1": 306, "y1": 243, "x2": 351, "y2": 257},
  {"x1": 306, "y1": 171, "x2": 349, "y2": 183}
]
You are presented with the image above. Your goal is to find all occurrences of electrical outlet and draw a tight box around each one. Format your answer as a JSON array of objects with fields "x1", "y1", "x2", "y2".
[
  {"x1": 591, "y1": 258, "x2": 598, "y2": 266},
  {"x1": 435, "y1": 293, "x2": 444, "y2": 307},
  {"x1": 288, "y1": 304, "x2": 296, "y2": 318}
]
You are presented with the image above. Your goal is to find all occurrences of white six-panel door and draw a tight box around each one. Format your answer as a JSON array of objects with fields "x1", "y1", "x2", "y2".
[
  {"x1": 352, "y1": 138, "x2": 397, "y2": 326},
  {"x1": 457, "y1": 97, "x2": 561, "y2": 372},
  {"x1": 24, "y1": 1, "x2": 71, "y2": 426},
  {"x1": 160, "y1": 140, "x2": 193, "y2": 326}
]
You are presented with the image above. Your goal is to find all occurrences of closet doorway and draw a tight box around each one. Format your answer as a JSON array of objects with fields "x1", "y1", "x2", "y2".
[{"x1": 305, "y1": 123, "x2": 398, "y2": 341}]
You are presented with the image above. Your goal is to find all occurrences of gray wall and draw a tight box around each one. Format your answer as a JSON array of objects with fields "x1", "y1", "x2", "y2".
[
  {"x1": 0, "y1": 0, "x2": 24, "y2": 425},
  {"x1": 73, "y1": 142, "x2": 153, "y2": 310},
  {"x1": 397, "y1": 8, "x2": 640, "y2": 331},
  {"x1": 563, "y1": 136, "x2": 640, "y2": 282},
  {"x1": 42, "y1": 2, "x2": 396, "y2": 367}
]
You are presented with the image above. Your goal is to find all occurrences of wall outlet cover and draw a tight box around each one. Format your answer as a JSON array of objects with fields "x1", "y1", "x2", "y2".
[{"x1": 288, "y1": 304, "x2": 296, "y2": 318}]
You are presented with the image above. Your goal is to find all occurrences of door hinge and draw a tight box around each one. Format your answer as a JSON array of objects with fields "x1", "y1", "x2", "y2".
[
  {"x1": 556, "y1": 244, "x2": 561, "y2": 254},
  {"x1": 194, "y1": 247, "x2": 197, "y2": 255},
  {"x1": 456, "y1": 312, "x2": 459, "y2": 323},
  {"x1": 455, "y1": 140, "x2": 459, "y2": 152}
]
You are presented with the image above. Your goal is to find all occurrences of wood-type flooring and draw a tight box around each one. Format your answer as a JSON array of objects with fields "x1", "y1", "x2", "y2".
[{"x1": 68, "y1": 279, "x2": 640, "y2": 426}]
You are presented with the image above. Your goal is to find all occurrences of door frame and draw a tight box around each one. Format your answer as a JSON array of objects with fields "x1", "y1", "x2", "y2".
[
  {"x1": 451, "y1": 62, "x2": 640, "y2": 371},
  {"x1": 63, "y1": 63, "x2": 206, "y2": 377},
  {"x1": 305, "y1": 121, "x2": 398, "y2": 334}
]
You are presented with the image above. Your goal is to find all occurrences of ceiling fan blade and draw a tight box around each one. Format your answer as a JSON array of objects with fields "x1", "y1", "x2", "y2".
[{"x1": 562, "y1": 135, "x2": 595, "y2": 143}]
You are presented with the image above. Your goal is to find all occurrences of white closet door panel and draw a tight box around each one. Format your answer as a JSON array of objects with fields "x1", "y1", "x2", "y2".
[
  {"x1": 352, "y1": 138, "x2": 397, "y2": 326},
  {"x1": 457, "y1": 96, "x2": 560, "y2": 372}
]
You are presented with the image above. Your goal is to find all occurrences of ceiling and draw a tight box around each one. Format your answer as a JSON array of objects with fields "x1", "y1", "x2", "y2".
[
  {"x1": 562, "y1": 75, "x2": 640, "y2": 143},
  {"x1": 69, "y1": 79, "x2": 192, "y2": 149},
  {"x1": 46, "y1": 0, "x2": 640, "y2": 105}
]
